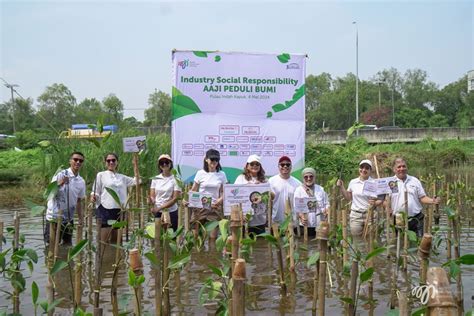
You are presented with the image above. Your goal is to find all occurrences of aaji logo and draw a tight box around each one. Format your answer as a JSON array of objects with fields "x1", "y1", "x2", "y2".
[
  {"x1": 286, "y1": 63, "x2": 300, "y2": 70},
  {"x1": 178, "y1": 60, "x2": 189, "y2": 69},
  {"x1": 230, "y1": 188, "x2": 240, "y2": 197}
]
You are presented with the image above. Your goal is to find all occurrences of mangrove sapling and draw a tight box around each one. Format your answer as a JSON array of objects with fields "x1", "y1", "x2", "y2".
[
  {"x1": 128, "y1": 269, "x2": 145, "y2": 316},
  {"x1": 198, "y1": 258, "x2": 232, "y2": 315}
]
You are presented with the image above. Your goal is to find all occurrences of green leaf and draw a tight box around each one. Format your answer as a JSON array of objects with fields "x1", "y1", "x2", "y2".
[
  {"x1": 384, "y1": 309, "x2": 399, "y2": 316},
  {"x1": 272, "y1": 103, "x2": 287, "y2": 113},
  {"x1": 307, "y1": 251, "x2": 320, "y2": 268},
  {"x1": 215, "y1": 55, "x2": 221, "y2": 62},
  {"x1": 96, "y1": 119, "x2": 104, "y2": 133},
  {"x1": 86, "y1": 138, "x2": 101, "y2": 148},
  {"x1": 168, "y1": 253, "x2": 191, "y2": 270},
  {"x1": 43, "y1": 181, "x2": 59, "y2": 201},
  {"x1": 31, "y1": 205, "x2": 45, "y2": 216},
  {"x1": 193, "y1": 51, "x2": 208, "y2": 58},
  {"x1": 112, "y1": 221, "x2": 128, "y2": 229},
  {"x1": 38, "y1": 140, "x2": 51, "y2": 147},
  {"x1": 411, "y1": 306, "x2": 427, "y2": 316},
  {"x1": 204, "y1": 220, "x2": 220, "y2": 233},
  {"x1": 137, "y1": 274, "x2": 145, "y2": 285},
  {"x1": 443, "y1": 206, "x2": 456, "y2": 220},
  {"x1": 144, "y1": 252, "x2": 160, "y2": 268},
  {"x1": 105, "y1": 187, "x2": 122, "y2": 207},
  {"x1": 277, "y1": 53, "x2": 290, "y2": 63},
  {"x1": 257, "y1": 233, "x2": 277, "y2": 245},
  {"x1": 47, "y1": 298, "x2": 64, "y2": 312},
  {"x1": 365, "y1": 247, "x2": 387, "y2": 261},
  {"x1": 26, "y1": 248, "x2": 38, "y2": 263},
  {"x1": 340, "y1": 297, "x2": 354, "y2": 305},
  {"x1": 347, "y1": 122, "x2": 366, "y2": 137},
  {"x1": 457, "y1": 254, "x2": 474, "y2": 265},
  {"x1": 279, "y1": 215, "x2": 292, "y2": 233},
  {"x1": 449, "y1": 260, "x2": 461, "y2": 279},
  {"x1": 68, "y1": 239, "x2": 88, "y2": 262},
  {"x1": 266, "y1": 111, "x2": 273, "y2": 118},
  {"x1": 145, "y1": 223, "x2": 156, "y2": 238},
  {"x1": 407, "y1": 230, "x2": 418, "y2": 242},
  {"x1": 218, "y1": 219, "x2": 229, "y2": 239},
  {"x1": 208, "y1": 264, "x2": 223, "y2": 277},
  {"x1": 128, "y1": 269, "x2": 136, "y2": 286},
  {"x1": 32, "y1": 281, "x2": 39, "y2": 305},
  {"x1": 50, "y1": 260, "x2": 68, "y2": 276},
  {"x1": 360, "y1": 267, "x2": 374, "y2": 282},
  {"x1": 172, "y1": 94, "x2": 202, "y2": 120}
]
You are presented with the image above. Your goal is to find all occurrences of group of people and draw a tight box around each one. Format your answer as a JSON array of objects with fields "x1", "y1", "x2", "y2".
[{"x1": 45, "y1": 149, "x2": 440, "y2": 245}]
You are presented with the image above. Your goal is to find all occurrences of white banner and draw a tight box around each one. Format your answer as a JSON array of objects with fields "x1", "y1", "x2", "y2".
[
  {"x1": 223, "y1": 183, "x2": 271, "y2": 216},
  {"x1": 171, "y1": 50, "x2": 306, "y2": 183}
]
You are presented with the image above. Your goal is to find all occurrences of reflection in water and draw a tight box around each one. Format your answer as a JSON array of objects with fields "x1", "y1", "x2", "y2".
[{"x1": 0, "y1": 204, "x2": 473, "y2": 315}]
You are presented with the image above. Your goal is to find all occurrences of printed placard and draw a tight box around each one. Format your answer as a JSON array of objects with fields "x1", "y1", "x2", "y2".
[
  {"x1": 376, "y1": 177, "x2": 399, "y2": 195},
  {"x1": 122, "y1": 136, "x2": 146, "y2": 153},
  {"x1": 223, "y1": 183, "x2": 270, "y2": 216},
  {"x1": 188, "y1": 192, "x2": 213, "y2": 210},
  {"x1": 294, "y1": 197, "x2": 318, "y2": 213},
  {"x1": 362, "y1": 180, "x2": 378, "y2": 198}
]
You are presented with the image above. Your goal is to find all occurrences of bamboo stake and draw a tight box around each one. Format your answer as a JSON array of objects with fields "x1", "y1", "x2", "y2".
[
  {"x1": 427, "y1": 267, "x2": 458, "y2": 315},
  {"x1": 452, "y1": 212, "x2": 464, "y2": 315},
  {"x1": 232, "y1": 259, "x2": 246, "y2": 316},
  {"x1": 446, "y1": 183, "x2": 452, "y2": 260},
  {"x1": 111, "y1": 214, "x2": 123, "y2": 315},
  {"x1": 385, "y1": 195, "x2": 392, "y2": 258},
  {"x1": 285, "y1": 198, "x2": 295, "y2": 272},
  {"x1": 342, "y1": 206, "x2": 348, "y2": 265},
  {"x1": 47, "y1": 220, "x2": 55, "y2": 316},
  {"x1": 0, "y1": 221, "x2": 3, "y2": 252},
  {"x1": 13, "y1": 212, "x2": 20, "y2": 315},
  {"x1": 418, "y1": 233, "x2": 432, "y2": 284},
  {"x1": 398, "y1": 292, "x2": 408, "y2": 316},
  {"x1": 154, "y1": 218, "x2": 162, "y2": 316},
  {"x1": 348, "y1": 260, "x2": 358, "y2": 316},
  {"x1": 317, "y1": 222, "x2": 329, "y2": 316},
  {"x1": 231, "y1": 205, "x2": 242, "y2": 272},
  {"x1": 312, "y1": 258, "x2": 319, "y2": 316},
  {"x1": 368, "y1": 205, "x2": 374, "y2": 307},
  {"x1": 93, "y1": 218, "x2": 103, "y2": 316},
  {"x1": 267, "y1": 195, "x2": 273, "y2": 233},
  {"x1": 74, "y1": 215, "x2": 84, "y2": 308},
  {"x1": 162, "y1": 216, "x2": 171, "y2": 316},
  {"x1": 303, "y1": 213, "x2": 308, "y2": 243},
  {"x1": 53, "y1": 209, "x2": 63, "y2": 262},
  {"x1": 271, "y1": 223, "x2": 286, "y2": 295}
]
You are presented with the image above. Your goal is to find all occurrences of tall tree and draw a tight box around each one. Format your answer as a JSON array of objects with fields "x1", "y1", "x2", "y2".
[
  {"x1": 402, "y1": 69, "x2": 438, "y2": 108},
  {"x1": 75, "y1": 98, "x2": 105, "y2": 124},
  {"x1": 305, "y1": 73, "x2": 332, "y2": 112},
  {"x1": 143, "y1": 90, "x2": 171, "y2": 127},
  {"x1": 433, "y1": 75, "x2": 470, "y2": 126},
  {"x1": 37, "y1": 83, "x2": 76, "y2": 131},
  {"x1": 103, "y1": 93, "x2": 124, "y2": 125}
]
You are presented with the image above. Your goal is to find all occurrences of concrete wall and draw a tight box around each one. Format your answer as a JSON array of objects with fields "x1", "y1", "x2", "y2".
[{"x1": 306, "y1": 127, "x2": 474, "y2": 144}]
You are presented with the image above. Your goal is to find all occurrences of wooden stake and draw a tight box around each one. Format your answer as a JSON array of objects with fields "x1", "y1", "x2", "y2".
[
  {"x1": 0, "y1": 221, "x2": 3, "y2": 252},
  {"x1": 74, "y1": 217, "x2": 84, "y2": 308},
  {"x1": 154, "y1": 218, "x2": 162, "y2": 316},
  {"x1": 385, "y1": 195, "x2": 392, "y2": 258},
  {"x1": 162, "y1": 218, "x2": 170, "y2": 316},
  {"x1": 427, "y1": 267, "x2": 458, "y2": 315},
  {"x1": 317, "y1": 222, "x2": 329, "y2": 316},
  {"x1": 232, "y1": 258, "x2": 246, "y2": 316},
  {"x1": 348, "y1": 260, "x2": 358, "y2": 316},
  {"x1": 342, "y1": 207, "x2": 348, "y2": 265},
  {"x1": 231, "y1": 205, "x2": 242, "y2": 272},
  {"x1": 271, "y1": 223, "x2": 286, "y2": 295},
  {"x1": 403, "y1": 191, "x2": 409, "y2": 271},
  {"x1": 418, "y1": 233, "x2": 432, "y2": 284},
  {"x1": 303, "y1": 213, "x2": 308, "y2": 243},
  {"x1": 452, "y1": 212, "x2": 464, "y2": 315},
  {"x1": 93, "y1": 218, "x2": 102, "y2": 316},
  {"x1": 53, "y1": 209, "x2": 63, "y2": 262},
  {"x1": 446, "y1": 183, "x2": 452, "y2": 260},
  {"x1": 267, "y1": 195, "x2": 273, "y2": 233},
  {"x1": 285, "y1": 198, "x2": 295, "y2": 272},
  {"x1": 398, "y1": 292, "x2": 408, "y2": 316},
  {"x1": 13, "y1": 212, "x2": 20, "y2": 315}
]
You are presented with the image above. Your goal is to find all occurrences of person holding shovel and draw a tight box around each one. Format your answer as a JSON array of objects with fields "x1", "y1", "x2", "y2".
[
  {"x1": 91, "y1": 153, "x2": 138, "y2": 243},
  {"x1": 234, "y1": 154, "x2": 268, "y2": 235},
  {"x1": 45, "y1": 151, "x2": 86, "y2": 245},
  {"x1": 150, "y1": 154, "x2": 181, "y2": 231},
  {"x1": 293, "y1": 167, "x2": 329, "y2": 237},
  {"x1": 337, "y1": 159, "x2": 383, "y2": 237}
]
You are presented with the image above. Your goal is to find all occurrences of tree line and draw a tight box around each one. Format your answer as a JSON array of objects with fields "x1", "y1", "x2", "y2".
[{"x1": 1, "y1": 68, "x2": 472, "y2": 140}]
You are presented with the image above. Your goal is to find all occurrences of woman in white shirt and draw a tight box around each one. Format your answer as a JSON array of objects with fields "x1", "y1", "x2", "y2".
[
  {"x1": 234, "y1": 155, "x2": 268, "y2": 235},
  {"x1": 337, "y1": 159, "x2": 382, "y2": 237},
  {"x1": 190, "y1": 149, "x2": 227, "y2": 238},
  {"x1": 293, "y1": 167, "x2": 329, "y2": 237},
  {"x1": 91, "y1": 153, "x2": 137, "y2": 243},
  {"x1": 150, "y1": 154, "x2": 181, "y2": 231}
]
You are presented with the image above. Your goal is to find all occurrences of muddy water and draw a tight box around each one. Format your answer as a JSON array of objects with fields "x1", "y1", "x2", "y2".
[{"x1": 0, "y1": 206, "x2": 473, "y2": 315}]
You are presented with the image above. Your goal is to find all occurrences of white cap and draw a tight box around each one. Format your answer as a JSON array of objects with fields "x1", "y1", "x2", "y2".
[
  {"x1": 247, "y1": 154, "x2": 261, "y2": 164},
  {"x1": 158, "y1": 154, "x2": 172, "y2": 162},
  {"x1": 359, "y1": 159, "x2": 373, "y2": 168}
]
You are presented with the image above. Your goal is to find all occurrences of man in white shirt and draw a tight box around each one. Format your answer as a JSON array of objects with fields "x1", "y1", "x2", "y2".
[
  {"x1": 45, "y1": 152, "x2": 86, "y2": 245},
  {"x1": 390, "y1": 157, "x2": 440, "y2": 237},
  {"x1": 269, "y1": 156, "x2": 301, "y2": 224}
]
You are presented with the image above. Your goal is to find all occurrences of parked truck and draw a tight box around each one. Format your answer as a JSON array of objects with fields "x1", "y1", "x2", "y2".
[{"x1": 64, "y1": 124, "x2": 118, "y2": 138}]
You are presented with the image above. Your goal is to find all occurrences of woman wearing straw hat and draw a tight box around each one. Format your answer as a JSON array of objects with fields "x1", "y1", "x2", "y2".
[
  {"x1": 150, "y1": 154, "x2": 182, "y2": 231},
  {"x1": 234, "y1": 154, "x2": 268, "y2": 235},
  {"x1": 337, "y1": 159, "x2": 382, "y2": 237},
  {"x1": 293, "y1": 167, "x2": 329, "y2": 237},
  {"x1": 189, "y1": 149, "x2": 228, "y2": 239}
]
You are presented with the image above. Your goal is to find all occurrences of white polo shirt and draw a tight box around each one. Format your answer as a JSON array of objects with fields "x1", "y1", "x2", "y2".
[
  {"x1": 234, "y1": 174, "x2": 267, "y2": 227},
  {"x1": 347, "y1": 177, "x2": 374, "y2": 213},
  {"x1": 269, "y1": 174, "x2": 301, "y2": 223},
  {"x1": 92, "y1": 170, "x2": 136, "y2": 209},
  {"x1": 150, "y1": 174, "x2": 182, "y2": 212},
  {"x1": 194, "y1": 169, "x2": 227, "y2": 204},
  {"x1": 46, "y1": 168, "x2": 86, "y2": 222},
  {"x1": 390, "y1": 175, "x2": 426, "y2": 216},
  {"x1": 293, "y1": 184, "x2": 330, "y2": 228}
]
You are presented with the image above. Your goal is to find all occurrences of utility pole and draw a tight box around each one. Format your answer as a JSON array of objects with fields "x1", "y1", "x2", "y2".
[{"x1": 2, "y1": 79, "x2": 19, "y2": 133}]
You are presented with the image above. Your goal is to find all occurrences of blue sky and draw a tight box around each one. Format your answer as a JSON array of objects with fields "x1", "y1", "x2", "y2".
[{"x1": 1, "y1": 0, "x2": 473, "y2": 121}]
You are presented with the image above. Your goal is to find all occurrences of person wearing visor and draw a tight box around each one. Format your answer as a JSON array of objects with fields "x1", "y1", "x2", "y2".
[
  {"x1": 234, "y1": 154, "x2": 268, "y2": 234},
  {"x1": 269, "y1": 156, "x2": 301, "y2": 224},
  {"x1": 91, "y1": 153, "x2": 138, "y2": 243},
  {"x1": 45, "y1": 151, "x2": 86, "y2": 245},
  {"x1": 337, "y1": 159, "x2": 382, "y2": 237},
  {"x1": 150, "y1": 154, "x2": 181, "y2": 231},
  {"x1": 293, "y1": 168, "x2": 329, "y2": 237},
  {"x1": 189, "y1": 149, "x2": 228, "y2": 238}
]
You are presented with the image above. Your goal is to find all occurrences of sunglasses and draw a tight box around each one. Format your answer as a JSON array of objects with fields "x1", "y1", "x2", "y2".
[
  {"x1": 72, "y1": 158, "x2": 84, "y2": 163},
  {"x1": 249, "y1": 162, "x2": 260, "y2": 167},
  {"x1": 159, "y1": 160, "x2": 171, "y2": 166},
  {"x1": 304, "y1": 175, "x2": 314, "y2": 180},
  {"x1": 359, "y1": 165, "x2": 371, "y2": 170},
  {"x1": 279, "y1": 163, "x2": 291, "y2": 168},
  {"x1": 106, "y1": 159, "x2": 117, "y2": 163},
  {"x1": 209, "y1": 158, "x2": 220, "y2": 163}
]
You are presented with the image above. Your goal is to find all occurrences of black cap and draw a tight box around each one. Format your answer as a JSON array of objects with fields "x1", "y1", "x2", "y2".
[{"x1": 205, "y1": 149, "x2": 220, "y2": 160}]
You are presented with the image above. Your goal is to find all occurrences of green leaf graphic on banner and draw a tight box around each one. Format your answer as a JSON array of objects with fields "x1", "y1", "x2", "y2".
[
  {"x1": 193, "y1": 51, "x2": 208, "y2": 58},
  {"x1": 172, "y1": 87, "x2": 202, "y2": 120},
  {"x1": 266, "y1": 111, "x2": 273, "y2": 118},
  {"x1": 270, "y1": 84, "x2": 305, "y2": 115},
  {"x1": 215, "y1": 55, "x2": 221, "y2": 62},
  {"x1": 277, "y1": 53, "x2": 291, "y2": 63}
]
